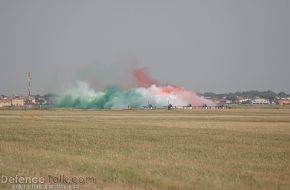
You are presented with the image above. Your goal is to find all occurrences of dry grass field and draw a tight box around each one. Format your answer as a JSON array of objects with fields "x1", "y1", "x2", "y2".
[{"x1": 0, "y1": 108, "x2": 290, "y2": 190}]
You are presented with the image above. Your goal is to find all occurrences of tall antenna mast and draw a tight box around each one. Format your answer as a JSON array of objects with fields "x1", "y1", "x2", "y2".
[{"x1": 28, "y1": 72, "x2": 32, "y2": 97}]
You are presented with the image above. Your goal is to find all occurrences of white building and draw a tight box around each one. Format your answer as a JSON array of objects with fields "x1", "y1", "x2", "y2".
[
  {"x1": 238, "y1": 98, "x2": 251, "y2": 104},
  {"x1": 11, "y1": 96, "x2": 25, "y2": 106},
  {"x1": 0, "y1": 99, "x2": 11, "y2": 107},
  {"x1": 251, "y1": 98, "x2": 270, "y2": 104}
]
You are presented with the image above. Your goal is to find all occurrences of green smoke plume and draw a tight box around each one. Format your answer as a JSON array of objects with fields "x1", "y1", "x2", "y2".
[{"x1": 55, "y1": 82, "x2": 146, "y2": 109}]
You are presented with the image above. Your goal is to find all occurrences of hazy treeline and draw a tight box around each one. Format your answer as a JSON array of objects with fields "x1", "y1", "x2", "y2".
[{"x1": 202, "y1": 91, "x2": 289, "y2": 102}]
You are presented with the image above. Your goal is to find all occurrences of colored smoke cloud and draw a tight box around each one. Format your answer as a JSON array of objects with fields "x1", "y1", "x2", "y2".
[
  {"x1": 55, "y1": 67, "x2": 214, "y2": 109},
  {"x1": 131, "y1": 67, "x2": 158, "y2": 88}
]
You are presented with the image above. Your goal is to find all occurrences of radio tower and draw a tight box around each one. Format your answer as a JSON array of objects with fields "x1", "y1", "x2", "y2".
[{"x1": 28, "y1": 72, "x2": 32, "y2": 97}]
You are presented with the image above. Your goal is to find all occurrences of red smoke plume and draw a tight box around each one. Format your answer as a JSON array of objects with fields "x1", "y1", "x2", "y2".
[
  {"x1": 131, "y1": 67, "x2": 215, "y2": 106},
  {"x1": 132, "y1": 67, "x2": 158, "y2": 88}
]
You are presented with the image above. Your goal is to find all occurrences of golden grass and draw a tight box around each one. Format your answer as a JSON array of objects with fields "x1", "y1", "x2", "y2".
[{"x1": 0, "y1": 109, "x2": 290, "y2": 190}]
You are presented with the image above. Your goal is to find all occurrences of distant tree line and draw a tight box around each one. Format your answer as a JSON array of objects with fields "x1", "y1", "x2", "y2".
[{"x1": 202, "y1": 91, "x2": 289, "y2": 102}]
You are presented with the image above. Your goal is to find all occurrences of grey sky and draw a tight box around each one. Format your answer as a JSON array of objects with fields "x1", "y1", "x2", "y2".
[{"x1": 0, "y1": 0, "x2": 289, "y2": 95}]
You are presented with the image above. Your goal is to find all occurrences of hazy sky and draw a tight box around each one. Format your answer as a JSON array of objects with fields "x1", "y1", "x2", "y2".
[{"x1": 0, "y1": 0, "x2": 289, "y2": 95}]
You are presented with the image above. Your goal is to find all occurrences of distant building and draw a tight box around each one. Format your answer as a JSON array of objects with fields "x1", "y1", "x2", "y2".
[
  {"x1": 225, "y1": 100, "x2": 232, "y2": 104},
  {"x1": 219, "y1": 99, "x2": 232, "y2": 105},
  {"x1": 35, "y1": 97, "x2": 47, "y2": 105},
  {"x1": 25, "y1": 96, "x2": 36, "y2": 105},
  {"x1": 44, "y1": 94, "x2": 57, "y2": 106},
  {"x1": 0, "y1": 99, "x2": 11, "y2": 107},
  {"x1": 212, "y1": 98, "x2": 220, "y2": 105},
  {"x1": 278, "y1": 98, "x2": 290, "y2": 105},
  {"x1": 238, "y1": 98, "x2": 251, "y2": 104},
  {"x1": 0, "y1": 95, "x2": 9, "y2": 100},
  {"x1": 251, "y1": 98, "x2": 270, "y2": 104},
  {"x1": 11, "y1": 96, "x2": 25, "y2": 106}
]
